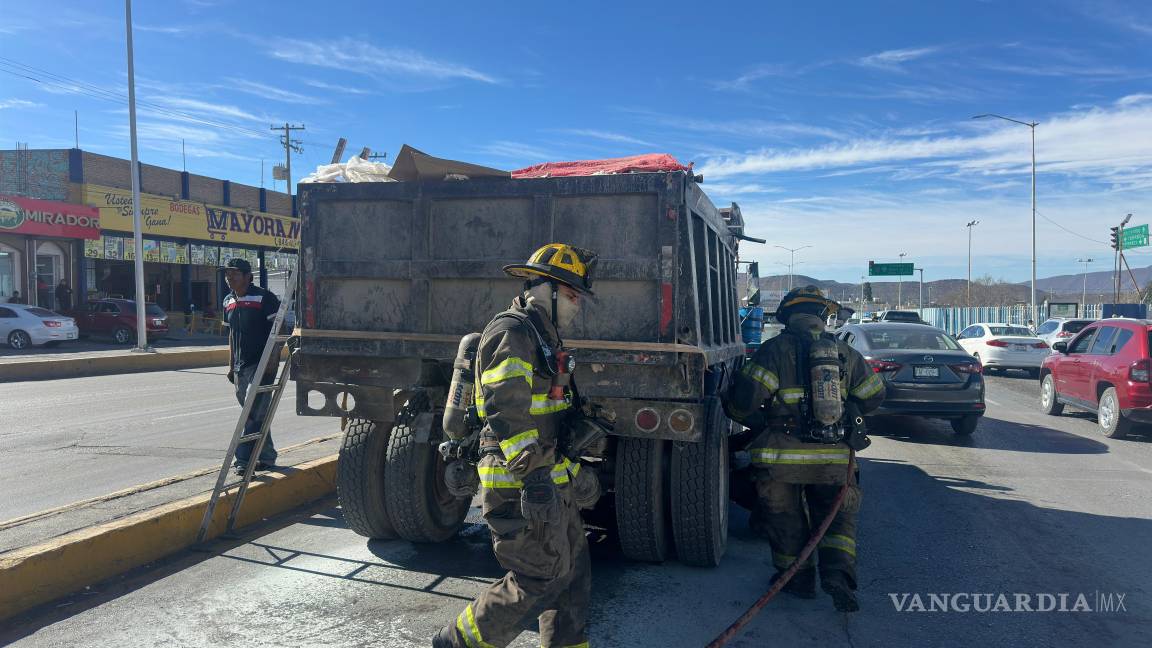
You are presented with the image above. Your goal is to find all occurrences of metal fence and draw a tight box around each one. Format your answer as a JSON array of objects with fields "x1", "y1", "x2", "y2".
[{"x1": 919, "y1": 305, "x2": 1105, "y2": 334}]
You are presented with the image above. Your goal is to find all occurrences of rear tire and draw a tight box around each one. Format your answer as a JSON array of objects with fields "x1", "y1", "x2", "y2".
[
  {"x1": 615, "y1": 436, "x2": 670, "y2": 562},
  {"x1": 337, "y1": 419, "x2": 397, "y2": 539},
  {"x1": 950, "y1": 414, "x2": 980, "y2": 436},
  {"x1": 1098, "y1": 387, "x2": 1133, "y2": 439},
  {"x1": 7, "y1": 330, "x2": 31, "y2": 350},
  {"x1": 384, "y1": 390, "x2": 471, "y2": 543},
  {"x1": 670, "y1": 397, "x2": 730, "y2": 567},
  {"x1": 113, "y1": 326, "x2": 133, "y2": 344},
  {"x1": 1040, "y1": 374, "x2": 1064, "y2": 416}
]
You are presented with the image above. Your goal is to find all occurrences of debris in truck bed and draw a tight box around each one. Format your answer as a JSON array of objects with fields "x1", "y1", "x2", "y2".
[
  {"x1": 299, "y1": 155, "x2": 396, "y2": 184},
  {"x1": 511, "y1": 153, "x2": 692, "y2": 178},
  {"x1": 387, "y1": 144, "x2": 510, "y2": 182}
]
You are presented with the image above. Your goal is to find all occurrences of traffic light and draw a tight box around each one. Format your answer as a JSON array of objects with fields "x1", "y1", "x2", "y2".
[{"x1": 1110, "y1": 226, "x2": 1120, "y2": 251}]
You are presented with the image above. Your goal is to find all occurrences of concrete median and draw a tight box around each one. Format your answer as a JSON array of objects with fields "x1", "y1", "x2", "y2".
[
  {"x1": 0, "y1": 454, "x2": 337, "y2": 620},
  {"x1": 0, "y1": 345, "x2": 298, "y2": 382}
]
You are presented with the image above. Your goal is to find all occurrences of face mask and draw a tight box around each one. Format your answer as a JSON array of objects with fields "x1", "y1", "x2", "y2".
[{"x1": 526, "y1": 284, "x2": 581, "y2": 330}]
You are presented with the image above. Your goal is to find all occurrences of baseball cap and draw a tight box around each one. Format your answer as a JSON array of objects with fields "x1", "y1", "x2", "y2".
[{"x1": 222, "y1": 258, "x2": 252, "y2": 274}]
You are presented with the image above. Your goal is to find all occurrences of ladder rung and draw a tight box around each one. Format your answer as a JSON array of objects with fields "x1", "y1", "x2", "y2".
[
  {"x1": 238, "y1": 432, "x2": 265, "y2": 443},
  {"x1": 273, "y1": 334, "x2": 293, "y2": 343},
  {"x1": 253, "y1": 384, "x2": 280, "y2": 394},
  {"x1": 221, "y1": 480, "x2": 246, "y2": 490}
]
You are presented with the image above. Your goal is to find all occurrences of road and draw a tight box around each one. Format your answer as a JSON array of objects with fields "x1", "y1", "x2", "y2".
[
  {"x1": 3, "y1": 373, "x2": 1151, "y2": 646},
  {"x1": 0, "y1": 366, "x2": 338, "y2": 521}
]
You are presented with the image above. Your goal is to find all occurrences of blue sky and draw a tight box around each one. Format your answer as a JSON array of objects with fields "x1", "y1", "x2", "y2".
[{"x1": 2, "y1": 0, "x2": 1151, "y2": 284}]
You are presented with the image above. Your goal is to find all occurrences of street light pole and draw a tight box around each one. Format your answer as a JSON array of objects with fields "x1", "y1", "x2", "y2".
[
  {"x1": 1077, "y1": 257, "x2": 1094, "y2": 313},
  {"x1": 966, "y1": 220, "x2": 980, "y2": 306},
  {"x1": 974, "y1": 113, "x2": 1038, "y2": 323},
  {"x1": 916, "y1": 267, "x2": 924, "y2": 312},
  {"x1": 897, "y1": 252, "x2": 908, "y2": 307},
  {"x1": 859, "y1": 275, "x2": 865, "y2": 310},
  {"x1": 774, "y1": 245, "x2": 812, "y2": 290},
  {"x1": 124, "y1": 0, "x2": 150, "y2": 352}
]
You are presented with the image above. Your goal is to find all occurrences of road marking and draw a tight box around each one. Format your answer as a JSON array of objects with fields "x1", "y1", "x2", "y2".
[
  {"x1": 985, "y1": 398, "x2": 1001, "y2": 406},
  {"x1": 154, "y1": 405, "x2": 236, "y2": 420}
]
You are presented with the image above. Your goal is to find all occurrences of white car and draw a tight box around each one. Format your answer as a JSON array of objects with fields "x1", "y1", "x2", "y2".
[
  {"x1": 955, "y1": 322, "x2": 1049, "y2": 377},
  {"x1": 1034, "y1": 318, "x2": 1096, "y2": 347},
  {"x1": 0, "y1": 303, "x2": 80, "y2": 350}
]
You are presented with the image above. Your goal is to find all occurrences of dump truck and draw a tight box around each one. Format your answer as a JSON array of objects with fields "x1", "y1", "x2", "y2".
[{"x1": 294, "y1": 169, "x2": 747, "y2": 566}]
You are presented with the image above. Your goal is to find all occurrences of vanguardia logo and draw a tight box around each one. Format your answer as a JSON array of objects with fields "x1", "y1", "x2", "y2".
[{"x1": 889, "y1": 592, "x2": 1127, "y2": 613}]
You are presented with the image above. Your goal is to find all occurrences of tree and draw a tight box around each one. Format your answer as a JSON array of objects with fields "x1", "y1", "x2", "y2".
[{"x1": 862, "y1": 282, "x2": 873, "y2": 303}]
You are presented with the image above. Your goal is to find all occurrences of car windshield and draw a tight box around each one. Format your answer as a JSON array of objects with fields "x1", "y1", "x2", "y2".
[
  {"x1": 884, "y1": 312, "x2": 920, "y2": 321},
  {"x1": 27, "y1": 307, "x2": 59, "y2": 318},
  {"x1": 989, "y1": 326, "x2": 1033, "y2": 336},
  {"x1": 863, "y1": 329, "x2": 962, "y2": 350}
]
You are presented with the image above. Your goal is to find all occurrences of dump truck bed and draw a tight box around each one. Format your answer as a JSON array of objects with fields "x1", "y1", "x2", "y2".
[{"x1": 294, "y1": 171, "x2": 743, "y2": 422}]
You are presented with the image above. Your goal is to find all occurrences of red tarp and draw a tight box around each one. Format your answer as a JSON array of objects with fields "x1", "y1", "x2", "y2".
[{"x1": 511, "y1": 153, "x2": 691, "y2": 178}]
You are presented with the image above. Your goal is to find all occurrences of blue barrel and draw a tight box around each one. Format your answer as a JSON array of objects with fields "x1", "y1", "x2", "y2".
[{"x1": 740, "y1": 307, "x2": 764, "y2": 346}]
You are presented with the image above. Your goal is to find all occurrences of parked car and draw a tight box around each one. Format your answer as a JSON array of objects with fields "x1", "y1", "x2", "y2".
[
  {"x1": 0, "y1": 304, "x2": 79, "y2": 349},
  {"x1": 955, "y1": 322, "x2": 1049, "y2": 376},
  {"x1": 838, "y1": 322, "x2": 985, "y2": 435},
  {"x1": 1040, "y1": 318, "x2": 1152, "y2": 438},
  {"x1": 74, "y1": 299, "x2": 169, "y2": 344},
  {"x1": 1035, "y1": 317, "x2": 1095, "y2": 347},
  {"x1": 875, "y1": 310, "x2": 926, "y2": 324}
]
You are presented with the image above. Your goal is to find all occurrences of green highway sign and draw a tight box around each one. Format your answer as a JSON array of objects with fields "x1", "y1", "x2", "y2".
[
  {"x1": 1121, "y1": 224, "x2": 1149, "y2": 250},
  {"x1": 869, "y1": 261, "x2": 915, "y2": 277}
]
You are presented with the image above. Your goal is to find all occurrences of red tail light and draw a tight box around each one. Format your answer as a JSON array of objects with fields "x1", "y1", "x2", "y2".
[
  {"x1": 1032, "y1": 341, "x2": 1049, "y2": 349},
  {"x1": 1129, "y1": 359, "x2": 1150, "y2": 383},
  {"x1": 986, "y1": 339, "x2": 1009, "y2": 347},
  {"x1": 43, "y1": 320, "x2": 62, "y2": 328},
  {"x1": 951, "y1": 362, "x2": 983, "y2": 375},
  {"x1": 1057, "y1": 330, "x2": 1074, "y2": 337},
  {"x1": 868, "y1": 359, "x2": 902, "y2": 373}
]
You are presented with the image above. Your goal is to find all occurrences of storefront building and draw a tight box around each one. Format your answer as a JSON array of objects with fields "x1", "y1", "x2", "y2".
[
  {"x1": 0, "y1": 194, "x2": 100, "y2": 309},
  {"x1": 0, "y1": 148, "x2": 298, "y2": 314}
]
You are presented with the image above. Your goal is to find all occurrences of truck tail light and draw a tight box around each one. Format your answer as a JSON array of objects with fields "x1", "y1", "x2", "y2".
[
  {"x1": 986, "y1": 339, "x2": 1009, "y2": 347},
  {"x1": 635, "y1": 408, "x2": 660, "y2": 433},
  {"x1": 1129, "y1": 359, "x2": 1150, "y2": 383},
  {"x1": 867, "y1": 359, "x2": 902, "y2": 373}
]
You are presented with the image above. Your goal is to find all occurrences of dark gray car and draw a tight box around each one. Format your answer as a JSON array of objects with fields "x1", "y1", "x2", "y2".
[{"x1": 837, "y1": 322, "x2": 985, "y2": 435}]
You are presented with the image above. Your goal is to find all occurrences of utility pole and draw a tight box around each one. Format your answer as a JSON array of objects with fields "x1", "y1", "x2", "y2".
[
  {"x1": 966, "y1": 220, "x2": 980, "y2": 306},
  {"x1": 859, "y1": 276, "x2": 865, "y2": 311},
  {"x1": 897, "y1": 252, "x2": 908, "y2": 307},
  {"x1": 774, "y1": 245, "x2": 812, "y2": 290},
  {"x1": 271, "y1": 123, "x2": 305, "y2": 215},
  {"x1": 1077, "y1": 257, "x2": 1094, "y2": 312},
  {"x1": 124, "y1": 0, "x2": 150, "y2": 353}
]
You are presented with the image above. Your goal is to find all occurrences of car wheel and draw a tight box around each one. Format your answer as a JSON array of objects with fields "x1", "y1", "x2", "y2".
[
  {"x1": 7, "y1": 330, "x2": 32, "y2": 350},
  {"x1": 113, "y1": 326, "x2": 133, "y2": 344},
  {"x1": 950, "y1": 414, "x2": 980, "y2": 436},
  {"x1": 1097, "y1": 387, "x2": 1133, "y2": 439},
  {"x1": 1039, "y1": 374, "x2": 1064, "y2": 416}
]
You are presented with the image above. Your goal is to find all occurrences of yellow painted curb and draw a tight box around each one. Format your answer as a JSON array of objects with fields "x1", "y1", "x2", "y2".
[{"x1": 0, "y1": 454, "x2": 338, "y2": 620}]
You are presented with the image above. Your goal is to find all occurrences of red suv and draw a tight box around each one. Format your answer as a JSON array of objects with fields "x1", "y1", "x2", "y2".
[
  {"x1": 74, "y1": 299, "x2": 169, "y2": 344},
  {"x1": 1039, "y1": 318, "x2": 1152, "y2": 438}
]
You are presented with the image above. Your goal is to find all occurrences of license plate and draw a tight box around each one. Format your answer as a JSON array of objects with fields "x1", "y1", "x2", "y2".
[
  {"x1": 1013, "y1": 344, "x2": 1028, "y2": 351},
  {"x1": 914, "y1": 366, "x2": 939, "y2": 378}
]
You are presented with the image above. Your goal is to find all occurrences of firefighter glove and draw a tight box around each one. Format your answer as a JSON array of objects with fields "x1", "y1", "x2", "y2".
[
  {"x1": 571, "y1": 464, "x2": 600, "y2": 509},
  {"x1": 520, "y1": 467, "x2": 561, "y2": 526}
]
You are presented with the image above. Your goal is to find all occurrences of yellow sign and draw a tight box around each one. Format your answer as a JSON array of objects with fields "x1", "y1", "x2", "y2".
[{"x1": 81, "y1": 184, "x2": 300, "y2": 249}]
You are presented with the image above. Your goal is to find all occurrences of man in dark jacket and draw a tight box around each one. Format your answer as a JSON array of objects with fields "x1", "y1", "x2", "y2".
[{"x1": 222, "y1": 258, "x2": 280, "y2": 473}]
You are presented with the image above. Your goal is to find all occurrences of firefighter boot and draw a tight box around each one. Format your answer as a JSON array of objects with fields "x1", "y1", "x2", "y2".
[
  {"x1": 823, "y1": 579, "x2": 860, "y2": 613},
  {"x1": 769, "y1": 568, "x2": 817, "y2": 599},
  {"x1": 431, "y1": 625, "x2": 457, "y2": 648}
]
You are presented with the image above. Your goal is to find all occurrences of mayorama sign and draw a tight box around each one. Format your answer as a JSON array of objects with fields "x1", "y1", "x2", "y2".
[{"x1": 0, "y1": 195, "x2": 101, "y2": 239}]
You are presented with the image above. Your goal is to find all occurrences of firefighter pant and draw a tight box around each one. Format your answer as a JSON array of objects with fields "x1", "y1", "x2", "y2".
[
  {"x1": 751, "y1": 478, "x2": 860, "y2": 590},
  {"x1": 452, "y1": 487, "x2": 590, "y2": 648}
]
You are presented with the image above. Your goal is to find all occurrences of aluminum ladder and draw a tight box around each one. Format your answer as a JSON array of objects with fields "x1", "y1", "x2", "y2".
[{"x1": 194, "y1": 270, "x2": 297, "y2": 544}]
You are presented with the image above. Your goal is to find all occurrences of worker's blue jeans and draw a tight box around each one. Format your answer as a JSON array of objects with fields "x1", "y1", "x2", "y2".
[{"x1": 233, "y1": 364, "x2": 278, "y2": 466}]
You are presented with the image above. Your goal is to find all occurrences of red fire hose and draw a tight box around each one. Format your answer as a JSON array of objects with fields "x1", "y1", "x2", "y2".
[{"x1": 705, "y1": 451, "x2": 857, "y2": 648}]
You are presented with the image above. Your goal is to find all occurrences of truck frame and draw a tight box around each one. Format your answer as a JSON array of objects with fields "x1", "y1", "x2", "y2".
[{"x1": 294, "y1": 171, "x2": 745, "y2": 566}]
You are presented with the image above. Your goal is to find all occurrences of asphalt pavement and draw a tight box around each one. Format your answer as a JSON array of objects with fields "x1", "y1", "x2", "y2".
[
  {"x1": 3, "y1": 373, "x2": 1151, "y2": 647},
  {"x1": 0, "y1": 366, "x2": 338, "y2": 522}
]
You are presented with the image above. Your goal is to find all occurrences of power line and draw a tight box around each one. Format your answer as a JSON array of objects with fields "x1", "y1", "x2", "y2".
[{"x1": 1035, "y1": 209, "x2": 1109, "y2": 246}]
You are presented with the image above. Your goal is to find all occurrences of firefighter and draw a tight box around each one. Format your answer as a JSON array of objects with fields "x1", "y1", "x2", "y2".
[
  {"x1": 434, "y1": 243, "x2": 599, "y2": 648},
  {"x1": 723, "y1": 286, "x2": 885, "y2": 613}
]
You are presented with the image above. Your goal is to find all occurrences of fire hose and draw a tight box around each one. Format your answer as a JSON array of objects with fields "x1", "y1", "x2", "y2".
[{"x1": 704, "y1": 450, "x2": 857, "y2": 648}]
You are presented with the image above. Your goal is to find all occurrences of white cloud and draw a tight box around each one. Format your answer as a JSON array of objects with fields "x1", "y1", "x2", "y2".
[
  {"x1": 1117, "y1": 93, "x2": 1152, "y2": 107},
  {"x1": 0, "y1": 99, "x2": 43, "y2": 109},
  {"x1": 223, "y1": 78, "x2": 325, "y2": 105},
  {"x1": 856, "y1": 47, "x2": 940, "y2": 69},
  {"x1": 134, "y1": 24, "x2": 186, "y2": 34},
  {"x1": 712, "y1": 63, "x2": 793, "y2": 91},
  {"x1": 473, "y1": 141, "x2": 555, "y2": 163},
  {"x1": 301, "y1": 78, "x2": 372, "y2": 95},
  {"x1": 149, "y1": 97, "x2": 265, "y2": 124},
  {"x1": 553, "y1": 129, "x2": 655, "y2": 147},
  {"x1": 267, "y1": 37, "x2": 498, "y2": 85}
]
